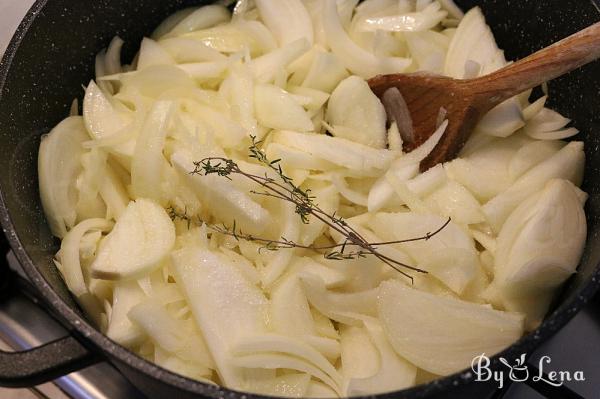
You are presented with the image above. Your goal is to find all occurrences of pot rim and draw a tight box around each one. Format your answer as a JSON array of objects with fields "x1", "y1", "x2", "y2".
[{"x1": 1, "y1": 1, "x2": 599, "y2": 398}]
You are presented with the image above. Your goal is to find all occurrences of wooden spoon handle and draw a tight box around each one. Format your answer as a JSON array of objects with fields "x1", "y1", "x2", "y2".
[{"x1": 468, "y1": 22, "x2": 600, "y2": 109}]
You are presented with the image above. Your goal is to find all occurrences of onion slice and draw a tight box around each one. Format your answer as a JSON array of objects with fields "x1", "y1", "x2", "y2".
[{"x1": 382, "y1": 87, "x2": 415, "y2": 146}]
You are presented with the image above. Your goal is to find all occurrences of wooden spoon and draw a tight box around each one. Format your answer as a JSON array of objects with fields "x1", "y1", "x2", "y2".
[{"x1": 368, "y1": 22, "x2": 600, "y2": 171}]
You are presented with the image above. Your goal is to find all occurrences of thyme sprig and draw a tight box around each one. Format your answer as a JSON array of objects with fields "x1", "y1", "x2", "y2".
[
  {"x1": 168, "y1": 206, "x2": 202, "y2": 230},
  {"x1": 189, "y1": 136, "x2": 451, "y2": 281}
]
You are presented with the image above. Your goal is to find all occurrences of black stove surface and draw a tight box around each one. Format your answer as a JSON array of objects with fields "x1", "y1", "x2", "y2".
[{"x1": 502, "y1": 294, "x2": 600, "y2": 398}]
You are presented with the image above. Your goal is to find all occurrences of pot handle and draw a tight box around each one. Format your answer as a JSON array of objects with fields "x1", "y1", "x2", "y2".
[
  {"x1": 0, "y1": 336, "x2": 98, "y2": 387},
  {"x1": 0, "y1": 236, "x2": 99, "y2": 387}
]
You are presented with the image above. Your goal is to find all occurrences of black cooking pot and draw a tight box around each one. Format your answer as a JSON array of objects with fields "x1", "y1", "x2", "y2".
[{"x1": 1, "y1": 1, "x2": 599, "y2": 398}]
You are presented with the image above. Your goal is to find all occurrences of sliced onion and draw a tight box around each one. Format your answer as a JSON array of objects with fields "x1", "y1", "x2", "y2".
[
  {"x1": 382, "y1": 87, "x2": 414, "y2": 146},
  {"x1": 39, "y1": 117, "x2": 90, "y2": 237},
  {"x1": 255, "y1": 0, "x2": 314, "y2": 46},
  {"x1": 162, "y1": 5, "x2": 231, "y2": 39},
  {"x1": 323, "y1": 0, "x2": 411, "y2": 78},
  {"x1": 57, "y1": 218, "x2": 113, "y2": 297},
  {"x1": 131, "y1": 101, "x2": 174, "y2": 203},
  {"x1": 356, "y1": 4, "x2": 447, "y2": 32}
]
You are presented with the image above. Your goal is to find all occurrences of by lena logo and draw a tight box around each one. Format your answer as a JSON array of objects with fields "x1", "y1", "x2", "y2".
[{"x1": 471, "y1": 353, "x2": 585, "y2": 389}]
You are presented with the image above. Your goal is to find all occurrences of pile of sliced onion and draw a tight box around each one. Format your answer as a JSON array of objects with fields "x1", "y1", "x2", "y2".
[{"x1": 39, "y1": 0, "x2": 587, "y2": 397}]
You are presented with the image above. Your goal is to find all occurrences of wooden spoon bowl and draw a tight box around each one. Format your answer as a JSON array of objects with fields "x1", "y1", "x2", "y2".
[{"x1": 369, "y1": 22, "x2": 600, "y2": 171}]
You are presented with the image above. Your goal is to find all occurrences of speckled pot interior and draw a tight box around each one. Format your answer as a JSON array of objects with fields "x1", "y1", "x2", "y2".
[{"x1": 0, "y1": 0, "x2": 599, "y2": 398}]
